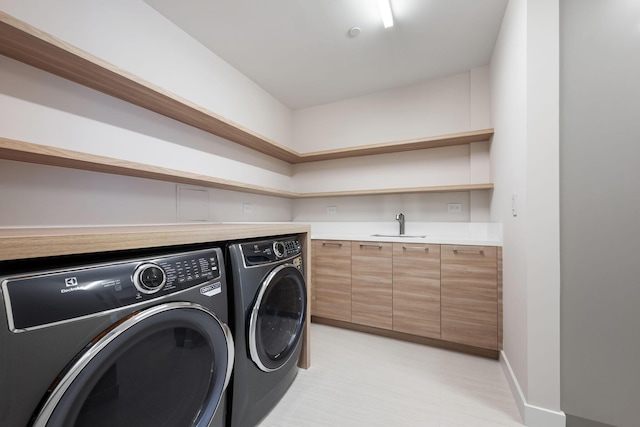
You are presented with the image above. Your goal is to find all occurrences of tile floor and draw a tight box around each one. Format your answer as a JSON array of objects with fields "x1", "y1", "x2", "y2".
[{"x1": 259, "y1": 323, "x2": 524, "y2": 427}]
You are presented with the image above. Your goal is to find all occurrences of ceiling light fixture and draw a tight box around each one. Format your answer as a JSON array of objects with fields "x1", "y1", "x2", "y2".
[{"x1": 378, "y1": 0, "x2": 394, "y2": 28}]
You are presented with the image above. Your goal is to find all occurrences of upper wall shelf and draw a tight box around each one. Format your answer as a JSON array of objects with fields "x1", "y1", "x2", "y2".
[
  {"x1": 0, "y1": 11, "x2": 298, "y2": 163},
  {"x1": 296, "y1": 128, "x2": 494, "y2": 163},
  {"x1": 0, "y1": 11, "x2": 493, "y2": 165},
  {"x1": 0, "y1": 137, "x2": 493, "y2": 199}
]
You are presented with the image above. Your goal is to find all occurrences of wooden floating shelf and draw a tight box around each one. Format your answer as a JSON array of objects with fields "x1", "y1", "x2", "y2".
[
  {"x1": 297, "y1": 129, "x2": 494, "y2": 163},
  {"x1": 0, "y1": 137, "x2": 493, "y2": 199},
  {"x1": 0, "y1": 11, "x2": 493, "y2": 165},
  {"x1": 0, "y1": 11, "x2": 299, "y2": 163},
  {"x1": 0, "y1": 137, "x2": 298, "y2": 199},
  {"x1": 297, "y1": 183, "x2": 494, "y2": 198},
  {"x1": 0, "y1": 12, "x2": 495, "y2": 198}
]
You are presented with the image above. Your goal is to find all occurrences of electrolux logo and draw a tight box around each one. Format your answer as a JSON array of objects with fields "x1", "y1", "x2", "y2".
[{"x1": 65, "y1": 277, "x2": 78, "y2": 287}]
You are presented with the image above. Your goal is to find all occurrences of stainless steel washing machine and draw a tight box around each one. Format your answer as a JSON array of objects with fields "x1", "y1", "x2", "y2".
[
  {"x1": 227, "y1": 236, "x2": 307, "y2": 427},
  {"x1": 0, "y1": 246, "x2": 233, "y2": 427}
]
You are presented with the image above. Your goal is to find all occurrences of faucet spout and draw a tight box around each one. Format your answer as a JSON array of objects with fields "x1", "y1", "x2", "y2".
[{"x1": 395, "y1": 213, "x2": 405, "y2": 235}]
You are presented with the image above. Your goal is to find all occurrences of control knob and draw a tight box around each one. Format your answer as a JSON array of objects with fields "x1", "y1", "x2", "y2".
[
  {"x1": 134, "y1": 263, "x2": 167, "y2": 294},
  {"x1": 273, "y1": 241, "x2": 286, "y2": 258}
]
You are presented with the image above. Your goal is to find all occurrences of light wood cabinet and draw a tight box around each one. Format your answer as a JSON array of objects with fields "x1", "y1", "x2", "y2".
[
  {"x1": 312, "y1": 240, "x2": 352, "y2": 323},
  {"x1": 311, "y1": 239, "x2": 502, "y2": 356},
  {"x1": 392, "y1": 243, "x2": 441, "y2": 339},
  {"x1": 441, "y1": 245, "x2": 498, "y2": 350},
  {"x1": 351, "y1": 241, "x2": 393, "y2": 330}
]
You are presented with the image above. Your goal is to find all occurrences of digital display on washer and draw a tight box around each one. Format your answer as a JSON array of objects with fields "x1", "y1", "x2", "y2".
[{"x1": 1, "y1": 249, "x2": 222, "y2": 331}]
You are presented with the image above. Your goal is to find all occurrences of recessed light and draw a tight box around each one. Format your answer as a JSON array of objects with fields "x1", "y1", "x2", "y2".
[{"x1": 348, "y1": 26, "x2": 362, "y2": 37}]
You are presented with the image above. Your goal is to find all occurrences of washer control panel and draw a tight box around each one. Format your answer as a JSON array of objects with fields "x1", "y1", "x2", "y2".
[
  {"x1": 1, "y1": 248, "x2": 222, "y2": 331},
  {"x1": 241, "y1": 236, "x2": 302, "y2": 267}
]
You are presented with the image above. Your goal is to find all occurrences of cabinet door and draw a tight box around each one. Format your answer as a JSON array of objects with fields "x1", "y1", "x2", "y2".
[
  {"x1": 441, "y1": 245, "x2": 498, "y2": 349},
  {"x1": 392, "y1": 243, "x2": 441, "y2": 339},
  {"x1": 352, "y1": 241, "x2": 393, "y2": 330},
  {"x1": 313, "y1": 240, "x2": 352, "y2": 322}
]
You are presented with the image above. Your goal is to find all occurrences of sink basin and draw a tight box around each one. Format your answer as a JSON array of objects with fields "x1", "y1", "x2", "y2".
[{"x1": 371, "y1": 234, "x2": 427, "y2": 238}]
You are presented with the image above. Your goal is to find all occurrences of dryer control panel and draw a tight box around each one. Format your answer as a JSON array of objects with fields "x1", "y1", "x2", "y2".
[
  {"x1": 241, "y1": 237, "x2": 302, "y2": 267},
  {"x1": 1, "y1": 248, "x2": 223, "y2": 331}
]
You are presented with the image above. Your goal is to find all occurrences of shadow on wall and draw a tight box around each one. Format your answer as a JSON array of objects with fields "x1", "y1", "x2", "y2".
[{"x1": 565, "y1": 414, "x2": 616, "y2": 427}]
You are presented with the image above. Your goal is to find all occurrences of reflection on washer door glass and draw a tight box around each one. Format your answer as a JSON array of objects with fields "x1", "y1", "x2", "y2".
[
  {"x1": 259, "y1": 275, "x2": 304, "y2": 361},
  {"x1": 75, "y1": 327, "x2": 213, "y2": 427}
]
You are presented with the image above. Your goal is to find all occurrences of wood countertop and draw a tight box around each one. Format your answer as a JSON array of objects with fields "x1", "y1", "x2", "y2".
[{"x1": 0, "y1": 223, "x2": 310, "y2": 261}]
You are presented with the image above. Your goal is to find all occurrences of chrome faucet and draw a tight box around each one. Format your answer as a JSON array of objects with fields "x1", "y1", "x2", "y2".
[{"x1": 395, "y1": 213, "x2": 405, "y2": 235}]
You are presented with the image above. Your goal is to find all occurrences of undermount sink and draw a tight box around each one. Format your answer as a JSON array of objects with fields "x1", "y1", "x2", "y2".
[{"x1": 371, "y1": 234, "x2": 427, "y2": 238}]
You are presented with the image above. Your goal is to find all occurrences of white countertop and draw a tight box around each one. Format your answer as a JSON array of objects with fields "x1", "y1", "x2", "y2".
[{"x1": 303, "y1": 221, "x2": 502, "y2": 246}]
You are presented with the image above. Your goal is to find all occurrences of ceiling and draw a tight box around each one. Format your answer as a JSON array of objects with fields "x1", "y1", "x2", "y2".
[{"x1": 144, "y1": 0, "x2": 508, "y2": 110}]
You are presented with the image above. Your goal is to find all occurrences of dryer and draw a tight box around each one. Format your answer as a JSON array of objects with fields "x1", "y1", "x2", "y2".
[
  {"x1": 0, "y1": 246, "x2": 233, "y2": 427},
  {"x1": 226, "y1": 236, "x2": 307, "y2": 427}
]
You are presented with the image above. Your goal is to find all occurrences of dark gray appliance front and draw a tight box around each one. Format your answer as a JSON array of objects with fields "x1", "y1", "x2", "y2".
[
  {"x1": 227, "y1": 236, "x2": 307, "y2": 427},
  {"x1": 0, "y1": 247, "x2": 233, "y2": 427}
]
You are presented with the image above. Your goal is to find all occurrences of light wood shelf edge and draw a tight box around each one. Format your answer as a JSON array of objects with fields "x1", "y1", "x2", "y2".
[
  {"x1": 0, "y1": 137, "x2": 299, "y2": 199},
  {"x1": 0, "y1": 11, "x2": 493, "y2": 164},
  {"x1": 297, "y1": 183, "x2": 494, "y2": 198},
  {"x1": 0, "y1": 137, "x2": 494, "y2": 199},
  {"x1": 296, "y1": 129, "x2": 494, "y2": 163}
]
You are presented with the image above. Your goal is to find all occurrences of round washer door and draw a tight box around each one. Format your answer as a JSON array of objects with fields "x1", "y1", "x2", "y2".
[
  {"x1": 32, "y1": 302, "x2": 234, "y2": 427},
  {"x1": 248, "y1": 264, "x2": 307, "y2": 372}
]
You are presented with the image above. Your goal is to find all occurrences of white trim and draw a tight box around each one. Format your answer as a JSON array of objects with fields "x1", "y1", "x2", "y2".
[
  {"x1": 500, "y1": 350, "x2": 526, "y2": 420},
  {"x1": 500, "y1": 351, "x2": 566, "y2": 427}
]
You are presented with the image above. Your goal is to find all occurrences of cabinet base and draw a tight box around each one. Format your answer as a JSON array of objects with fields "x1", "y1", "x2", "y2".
[{"x1": 311, "y1": 316, "x2": 499, "y2": 360}]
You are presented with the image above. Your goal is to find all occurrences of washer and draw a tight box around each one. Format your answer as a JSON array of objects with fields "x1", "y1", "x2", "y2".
[
  {"x1": 226, "y1": 236, "x2": 307, "y2": 427},
  {"x1": 0, "y1": 247, "x2": 233, "y2": 427}
]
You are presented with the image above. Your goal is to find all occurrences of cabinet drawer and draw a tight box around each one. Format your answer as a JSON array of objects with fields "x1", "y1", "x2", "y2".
[
  {"x1": 441, "y1": 245, "x2": 498, "y2": 349},
  {"x1": 352, "y1": 241, "x2": 393, "y2": 330}
]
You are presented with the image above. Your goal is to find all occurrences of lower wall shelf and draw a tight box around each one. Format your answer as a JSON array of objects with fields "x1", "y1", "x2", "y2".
[{"x1": 0, "y1": 137, "x2": 494, "y2": 199}]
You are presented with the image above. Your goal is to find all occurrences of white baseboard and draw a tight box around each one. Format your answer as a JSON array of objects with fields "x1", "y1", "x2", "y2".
[{"x1": 500, "y1": 351, "x2": 566, "y2": 427}]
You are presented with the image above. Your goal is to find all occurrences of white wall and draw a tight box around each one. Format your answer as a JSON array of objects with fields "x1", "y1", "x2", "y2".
[
  {"x1": 0, "y1": 0, "x2": 296, "y2": 191},
  {"x1": 490, "y1": 0, "x2": 563, "y2": 425},
  {"x1": 0, "y1": 1, "x2": 495, "y2": 228},
  {"x1": 524, "y1": 0, "x2": 561, "y2": 415},
  {"x1": 293, "y1": 145, "x2": 476, "y2": 193},
  {"x1": 291, "y1": 69, "x2": 488, "y2": 152},
  {"x1": 490, "y1": 0, "x2": 530, "y2": 409},
  {"x1": 292, "y1": 191, "x2": 487, "y2": 223},
  {"x1": 291, "y1": 67, "x2": 492, "y2": 221},
  {"x1": 0, "y1": 0, "x2": 296, "y2": 226},
  {"x1": 0, "y1": 55, "x2": 293, "y2": 191},
  {"x1": 0, "y1": 160, "x2": 293, "y2": 227},
  {"x1": 0, "y1": 0, "x2": 292, "y2": 146},
  {"x1": 560, "y1": 1, "x2": 640, "y2": 426}
]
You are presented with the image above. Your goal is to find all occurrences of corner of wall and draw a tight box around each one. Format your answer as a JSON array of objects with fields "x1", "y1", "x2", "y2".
[{"x1": 500, "y1": 351, "x2": 566, "y2": 427}]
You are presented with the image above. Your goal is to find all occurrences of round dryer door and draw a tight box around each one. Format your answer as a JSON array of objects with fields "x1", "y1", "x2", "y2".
[
  {"x1": 248, "y1": 264, "x2": 307, "y2": 372},
  {"x1": 31, "y1": 302, "x2": 234, "y2": 427}
]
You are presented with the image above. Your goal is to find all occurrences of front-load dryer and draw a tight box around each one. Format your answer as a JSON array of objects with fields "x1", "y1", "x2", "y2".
[
  {"x1": 226, "y1": 236, "x2": 307, "y2": 427},
  {"x1": 0, "y1": 247, "x2": 233, "y2": 427}
]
